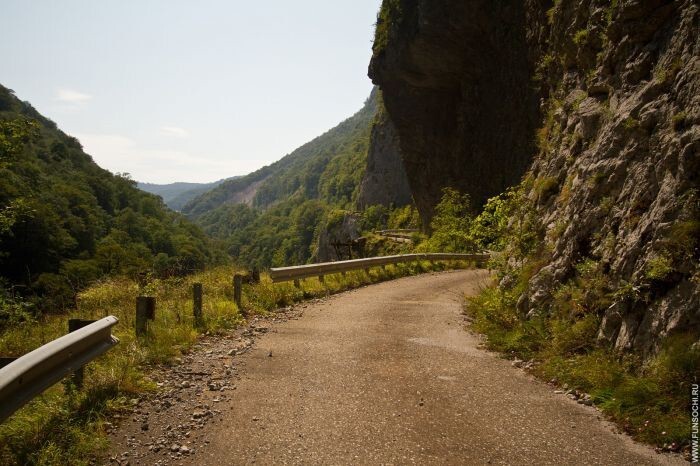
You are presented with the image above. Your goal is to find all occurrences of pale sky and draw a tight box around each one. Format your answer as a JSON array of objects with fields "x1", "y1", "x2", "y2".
[{"x1": 1, "y1": 0, "x2": 380, "y2": 183}]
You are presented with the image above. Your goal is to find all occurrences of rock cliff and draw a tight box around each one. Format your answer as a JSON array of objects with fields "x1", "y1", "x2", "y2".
[
  {"x1": 357, "y1": 94, "x2": 413, "y2": 209},
  {"x1": 370, "y1": 0, "x2": 699, "y2": 356},
  {"x1": 369, "y1": 0, "x2": 540, "y2": 227}
]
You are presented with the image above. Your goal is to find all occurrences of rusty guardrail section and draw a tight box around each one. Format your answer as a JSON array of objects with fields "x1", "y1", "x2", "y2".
[
  {"x1": 0, "y1": 316, "x2": 119, "y2": 423},
  {"x1": 270, "y1": 253, "x2": 489, "y2": 283}
]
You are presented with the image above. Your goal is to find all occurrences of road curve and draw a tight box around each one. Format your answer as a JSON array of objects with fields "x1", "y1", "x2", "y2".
[{"x1": 175, "y1": 269, "x2": 681, "y2": 465}]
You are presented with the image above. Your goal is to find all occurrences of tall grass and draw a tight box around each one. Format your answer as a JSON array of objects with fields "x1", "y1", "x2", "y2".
[
  {"x1": 466, "y1": 284, "x2": 699, "y2": 449},
  {"x1": 0, "y1": 260, "x2": 468, "y2": 465}
]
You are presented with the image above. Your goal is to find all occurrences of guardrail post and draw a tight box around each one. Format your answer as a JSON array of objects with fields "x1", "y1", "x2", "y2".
[
  {"x1": 136, "y1": 297, "x2": 155, "y2": 336},
  {"x1": 193, "y1": 283, "x2": 203, "y2": 325},
  {"x1": 318, "y1": 275, "x2": 325, "y2": 284},
  {"x1": 67, "y1": 319, "x2": 95, "y2": 388},
  {"x1": 293, "y1": 279, "x2": 300, "y2": 288},
  {"x1": 233, "y1": 274, "x2": 243, "y2": 311}
]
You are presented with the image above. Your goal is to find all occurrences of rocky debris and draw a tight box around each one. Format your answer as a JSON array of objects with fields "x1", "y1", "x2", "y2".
[{"x1": 104, "y1": 305, "x2": 306, "y2": 465}]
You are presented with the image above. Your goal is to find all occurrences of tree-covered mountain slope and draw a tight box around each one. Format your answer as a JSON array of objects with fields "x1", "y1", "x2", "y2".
[
  {"x1": 138, "y1": 179, "x2": 232, "y2": 211},
  {"x1": 0, "y1": 84, "x2": 213, "y2": 313},
  {"x1": 183, "y1": 90, "x2": 380, "y2": 218},
  {"x1": 182, "y1": 89, "x2": 414, "y2": 270}
]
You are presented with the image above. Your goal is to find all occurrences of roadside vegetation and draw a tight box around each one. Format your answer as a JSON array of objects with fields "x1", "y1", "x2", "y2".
[
  {"x1": 0, "y1": 260, "x2": 472, "y2": 465},
  {"x1": 459, "y1": 183, "x2": 698, "y2": 451}
]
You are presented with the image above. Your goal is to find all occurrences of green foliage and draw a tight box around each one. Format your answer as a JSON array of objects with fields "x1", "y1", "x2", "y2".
[
  {"x1": 387, "y1": 204, "x2": 420, "y2": 230},
  {"x1": 546, "y1": 0, "x2": 562, "y2": 25},
  {"x1": 645, "y1": 254, "x2": 674, "y2": 281},
  {"x1": 373, "y1": 0, "x2": 402, "y2": 55},
  {"x1": 467, "y1": 276, "x2": 697, "y2": 447},
  {"x1": 469, "y1": 185, "x2": 540, "y2": 262},
  {"x1": 360, "y1": 204, "x2": 389, "y2": 231},
  {"x1": 417, "y1": 188, "x2": 475, "y2": 253},
  {"x1": 0, "y1": 85, "x2": 214, "y2": 317},
  {"x1": 573, "y1": 29, "x2": 589, "y2": 47},
  {"x1": 623, "y1": 116, "x2": 640, "y2": 130}
]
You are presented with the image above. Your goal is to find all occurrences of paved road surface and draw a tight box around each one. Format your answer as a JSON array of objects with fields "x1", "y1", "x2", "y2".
[{"x1": 180, "y1": 270, "x2": 680, "y2": 465}]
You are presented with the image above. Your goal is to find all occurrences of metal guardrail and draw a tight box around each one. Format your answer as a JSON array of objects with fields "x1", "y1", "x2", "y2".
[
  {"x1": 0, "y1": 316, "x2": 119, "y2": 423},
  {"x1": 270, "y1": 253, "x2": 489, "y2": 283},
  {"x1": 376, "y1": 229, "x2": 420, "y2": 235}
]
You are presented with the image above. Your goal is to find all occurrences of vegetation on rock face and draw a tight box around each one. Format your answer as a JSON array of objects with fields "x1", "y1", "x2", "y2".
[
  {"x1": 0, "y1": 85, "x2": 215, "y2": 320},
  {"x1": 372, "y1": 0, "x2": 402, "y2": 56}
]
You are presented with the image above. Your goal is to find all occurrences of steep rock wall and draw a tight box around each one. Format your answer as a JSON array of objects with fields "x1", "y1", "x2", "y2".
[
  {"x1": 357, "y1": 96, "x2": 413, "y2": 209},
  {"x1": 369, "y1": 0, "x2": 540, "y2": 227},
  {"x1": 370, "y1": 0, "x2": 699, "y2": 356},
  {"x1": 521, "y1": 0, "x2": 699, "y2": 357}
]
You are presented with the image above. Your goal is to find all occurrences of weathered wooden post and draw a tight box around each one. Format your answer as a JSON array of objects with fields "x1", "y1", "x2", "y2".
[
  {"x1": 293, "y1": 279, "x2": 301, "y2": 288},
  {"x1": 67, "y1": 319, "x2": 95, "y2": 388},
  {"x1": 233, "y1": 274, "x2": 243, "y2": 311},
  {"x1": 318, "y1": 274, "x2": 325, "y2": 284},
  {"x1": 193, "y1": 283, "x2": 203, "y2": 325},
  {"x1": 136, "y1": 297, "x2": 156, "y2": 336}
]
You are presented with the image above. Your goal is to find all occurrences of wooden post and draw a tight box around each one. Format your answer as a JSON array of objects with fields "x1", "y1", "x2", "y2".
[
  {"x1": 136, "y1": 297, "x2": 155, "y2": 336},
  {"x1": 250, "y1": 268, "x2": 260, "y2": 284},
  {"x1": 193, "y1": 283, "x2": 203, "y2": 325},
  {"x1": 293, "y1": 279, "x2": 300, "y2": 288},
  {"x1": 318, "y1": 275, "x2": 325, "y2": 284},
  {"x1": 68, "y1": 319, "x2": 96, "y2": 388},
  {"x1": 233, "y1": 274, "x2": 243, "y2": 311}
]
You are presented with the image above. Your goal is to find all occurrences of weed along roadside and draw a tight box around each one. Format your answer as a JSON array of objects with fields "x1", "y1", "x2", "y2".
[
  {"x1": 465, "y1": 266, "x2": 698, "y2": 456},
  {"x1": 0, "y1": 260, "x2": 474, "y2": 465}
]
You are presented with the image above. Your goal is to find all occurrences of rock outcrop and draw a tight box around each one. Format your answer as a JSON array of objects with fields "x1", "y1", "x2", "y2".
[
  {"x1": 370, "y1": 0, "x2": 699, "y2": 356},
  {"x1": 369, "y1": 0, "x2": 540, "y2": 227},
  {"x1": 357, "y1": 95, "x2": 413, "y2": 209},
  {"x1": 314, "y1": 213, "x2": 363, "y2": 262}
]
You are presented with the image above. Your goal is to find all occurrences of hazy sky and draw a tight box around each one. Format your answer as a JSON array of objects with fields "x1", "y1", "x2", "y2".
[{"x1": 1, "y1": 0, "x2": 381, "y2": 183}]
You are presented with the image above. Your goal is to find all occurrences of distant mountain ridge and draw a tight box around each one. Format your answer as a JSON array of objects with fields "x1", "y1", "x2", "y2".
[{"x1": 138, "y1": 178, "x2": 235, "y2": 211}]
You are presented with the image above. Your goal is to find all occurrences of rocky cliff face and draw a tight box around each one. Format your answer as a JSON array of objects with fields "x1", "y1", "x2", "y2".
[
  {"x1": 523, "y1": 0, "x2": 699, "y2": 357},
  {"x1": 370, "y1": 0, "x2": 699, "y2": 357},
  {"x1": 357, "y1": 95, "x2": 413, "y2": 209},
  {"x1": 369, "y1": 0, "x2": 540, "y2": 227}
]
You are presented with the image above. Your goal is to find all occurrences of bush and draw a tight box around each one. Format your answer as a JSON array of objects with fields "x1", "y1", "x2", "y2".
[{"x1": 417, "y1": 188, "x2": 475, "y2": 252}]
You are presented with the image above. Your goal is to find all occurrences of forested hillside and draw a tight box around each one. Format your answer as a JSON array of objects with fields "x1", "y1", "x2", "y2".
[
  {"x1": 184, "y1": 90, "x2": 379, "y2": 218},
  {"x1": 0, "y1": 85, "x2": 214, "y2": 315},
  {"x1": 184, "y1": 89, "x2": 415, "y2": 269}
]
